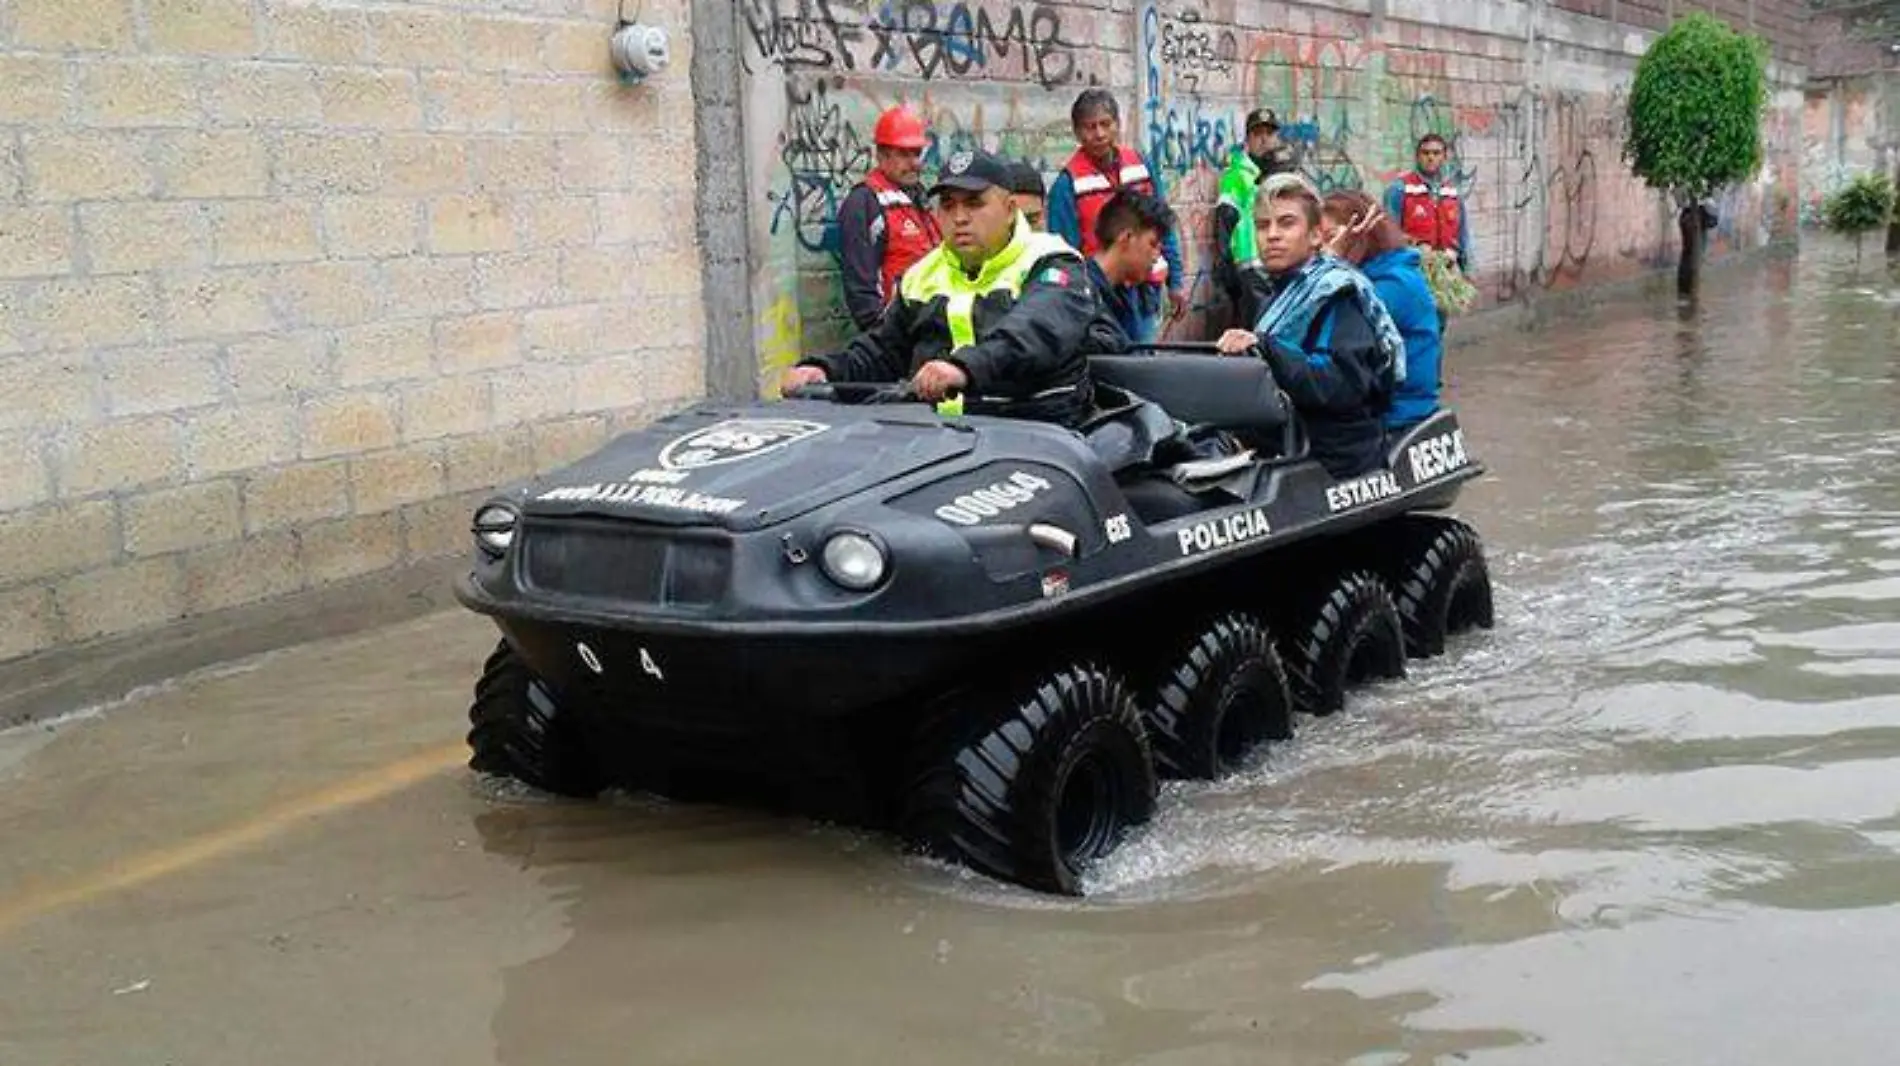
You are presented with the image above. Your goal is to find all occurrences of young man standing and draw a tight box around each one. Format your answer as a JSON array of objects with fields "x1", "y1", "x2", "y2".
[
  {"x1": 1046, "y1": 89, "x2": 1186, "y2": 342},
  {"x1": 1383, "y1": 133, "x2": 1473, "y2": 273},
  {"x1": 835, "y1": 107, "x2": 942, "y2": 332},
  {"x1": 1084, "y1": 190, "x2": 1177, "y2": 349}
]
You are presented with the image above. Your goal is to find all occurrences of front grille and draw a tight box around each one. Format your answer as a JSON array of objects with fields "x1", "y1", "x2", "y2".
[{"x1": 520, "y1": 521, "x2": 730, "y2": 607}]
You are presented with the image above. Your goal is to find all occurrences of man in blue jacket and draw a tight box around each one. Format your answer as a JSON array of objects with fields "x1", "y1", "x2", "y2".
[{"x1": 1083, "y1": 189, "x2": 1178, "y2": 350}]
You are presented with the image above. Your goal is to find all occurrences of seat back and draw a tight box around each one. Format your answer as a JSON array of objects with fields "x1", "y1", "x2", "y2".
[{"x1": 1088, "y1": 354, "x2": 1289, "y2": 435}]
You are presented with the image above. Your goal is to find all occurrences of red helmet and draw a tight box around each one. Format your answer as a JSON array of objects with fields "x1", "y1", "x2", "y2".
[{"x1": 873, "y1": 107, "x2": 929, "y2": 150}]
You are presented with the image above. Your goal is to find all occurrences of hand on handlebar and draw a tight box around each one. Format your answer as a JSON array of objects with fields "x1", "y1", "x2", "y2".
[
  {"x1": 911, "y1": 360, "x2": 968, "y2": 402},
  {"x1": 1214, "y1": 329, "x2": 1260, "y2": 356},
  {"x1": 779, "y1": 364, "x2": 828, "y2": 396}
]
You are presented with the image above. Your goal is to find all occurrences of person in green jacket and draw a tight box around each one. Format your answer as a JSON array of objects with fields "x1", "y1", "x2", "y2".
[{"x1": 1213, "y1": 108, "x2": 1297, "y2": 331}]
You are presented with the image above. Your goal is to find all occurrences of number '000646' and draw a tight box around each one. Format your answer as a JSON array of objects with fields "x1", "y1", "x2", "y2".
[{"x1": 934, "y1": 471, "x2": 1054, "y2": 526}]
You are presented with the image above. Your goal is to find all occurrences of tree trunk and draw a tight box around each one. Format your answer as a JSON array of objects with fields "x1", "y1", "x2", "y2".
[
  {"x1": 1888, "y1": 161, "x2": 1899, "y2": 255},
  {"x1": 1676, "y1": 205, "x2": 1705, "y2": 299}
]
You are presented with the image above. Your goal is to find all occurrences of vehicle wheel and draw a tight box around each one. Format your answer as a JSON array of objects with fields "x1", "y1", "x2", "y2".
[
  {"x1": 1145, "y1": 612, "x2": 1293, "y2": 779},
  {"x1": 905, "y1": 662, "x2": 1157, "y2": 896},
  {"x1": 467, "y1": 639, "x2": 606, "y2": 799},
  {"x1": 1281, "y1": 571, "x2": 1407, "y2": 717},
  {"x1": 1387, "y1": 517, "x2": 1496, "y2": 658}
]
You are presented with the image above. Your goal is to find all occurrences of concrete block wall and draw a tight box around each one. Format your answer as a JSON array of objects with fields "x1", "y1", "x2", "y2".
[
  {"x1": 0, "y1": 0, "x2": 703, "y2": 664},
  {"x1": 1800, "y1": 69, "x2": 1899, "y2": 223},
  {"x1": 738, "y1": 0, "x2": 1806, "y2": 384}
]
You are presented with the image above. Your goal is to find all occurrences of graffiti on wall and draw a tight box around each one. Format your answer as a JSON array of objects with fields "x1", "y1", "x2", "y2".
[
  {"x1": 741, "y1": 0, "x2": 1804, "y2": 390},
  {"x1": 741, "y1": 0, "x2": 1091, "y2": 90}
]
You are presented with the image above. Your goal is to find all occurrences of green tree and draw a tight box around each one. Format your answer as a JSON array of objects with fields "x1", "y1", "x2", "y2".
[
  {"x1": 1821, "y1": 171, "x2": 1897, "y2": 262},
  {"x1": 1622, "y1": 13, "x2": 1771, "y2": 298}
]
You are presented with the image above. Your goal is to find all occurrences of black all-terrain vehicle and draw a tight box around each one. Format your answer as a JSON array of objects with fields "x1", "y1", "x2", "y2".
[{"x1": 454, "y1": 345, "x2": 1495, "y2": 894}]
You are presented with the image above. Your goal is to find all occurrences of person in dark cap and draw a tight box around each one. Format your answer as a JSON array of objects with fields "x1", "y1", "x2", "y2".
[
  {"x1": 1006, "y1": 159, "x2": 1047, "y2": 231},
  {"x1": 780, "y1": 149, "x2": 1102, "y2": 427},
  {"x1": 1213, "y1": 108, "x2": 1298, "y2": 331}
]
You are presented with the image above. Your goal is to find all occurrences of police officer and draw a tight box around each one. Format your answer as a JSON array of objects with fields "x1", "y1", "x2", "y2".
[
  {"x1": 780, "y1": 150, "x2": 1099, "y2": 428},
  {"x1": 1007, "y1": 159, "x2": 1047, "y2": 231},
  {"x1": 836, "y1": 107, "x2": 942, "y2": 332}
]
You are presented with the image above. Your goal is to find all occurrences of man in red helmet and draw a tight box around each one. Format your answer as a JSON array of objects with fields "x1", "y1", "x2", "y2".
[{"x1": 835, "y1": 106, "x2": 942, "y2": 332}]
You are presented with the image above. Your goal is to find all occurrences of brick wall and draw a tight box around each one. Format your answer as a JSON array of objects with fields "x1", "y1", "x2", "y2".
[
  {"x1": 0, "y1": 0, "x2": 703, "y2": 664},
  {"x1": 738, "y1": 0, "x2": 1805, "y2": 382}
]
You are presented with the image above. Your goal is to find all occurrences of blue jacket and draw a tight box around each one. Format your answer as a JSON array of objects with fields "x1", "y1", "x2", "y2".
[
  {"x1": 1083, "y1": 257, "x2": 1143, "y2": 349},
  {"x1": 1358, "y1": 247, "x2": 1441, "y2": 429},
  {"x1": 1046, "y1": 152, "x2": 1184, "y2": 342}
]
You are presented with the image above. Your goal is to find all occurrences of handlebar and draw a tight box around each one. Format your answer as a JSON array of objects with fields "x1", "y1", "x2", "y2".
[
  {"x1": 1126, "y1": 341, "x2": 1227, "y2": 356},
  {"x1": 779, "y1": 376, "x2": 942, "y2": 404},
  {"x1": 782, "y1": 381, "x2": 921, "y2": 405}
]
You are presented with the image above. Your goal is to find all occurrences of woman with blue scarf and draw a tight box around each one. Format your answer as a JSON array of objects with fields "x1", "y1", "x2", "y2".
[{"x1": 1214, "y1": 174, "x2": 1405, "y2": 479}]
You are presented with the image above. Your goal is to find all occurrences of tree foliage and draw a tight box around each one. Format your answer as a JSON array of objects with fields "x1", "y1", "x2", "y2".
[
  {"x1": 1822, "y1": 172, "x2": 1896, "y2": 259},
  {"x1": 1623, "y1": 13, "x2": 1771, "y2": 206}
]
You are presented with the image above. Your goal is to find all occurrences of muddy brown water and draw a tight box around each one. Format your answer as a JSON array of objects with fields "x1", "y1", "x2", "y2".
[{"x1": 3, "y1": 249, "x2": 1897, "y2": 1065}]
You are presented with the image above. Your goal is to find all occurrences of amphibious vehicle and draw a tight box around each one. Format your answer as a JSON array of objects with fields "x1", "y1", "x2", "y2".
[{"x1": 454, "y1": 345, "x2": 1495, "y2": 894}]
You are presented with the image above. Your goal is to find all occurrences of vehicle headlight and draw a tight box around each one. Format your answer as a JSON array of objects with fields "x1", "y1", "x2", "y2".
[
  {"x1": 472, "y1": 504, "x2": 518, "y2": 557},
  {"x1": 819, "y1": 530, "x2": 887, "y2": 591}
]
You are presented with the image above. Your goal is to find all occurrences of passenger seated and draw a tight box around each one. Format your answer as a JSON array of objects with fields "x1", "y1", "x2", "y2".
[
  {"x1": 780, "y1": 149, "x2": 1101, "y2": 428},
  {"x1": 1084, "y1": 190, "x2": 1178, "y2": 354},
  {"x1": 1214, "y1": 174, "x2": 1403, "y2": 479},
  {"x1": 1319, "y1": 191, "x2": 1442, "y2": 435}
]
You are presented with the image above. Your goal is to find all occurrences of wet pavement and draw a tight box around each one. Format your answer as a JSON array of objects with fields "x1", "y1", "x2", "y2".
[{"x1": 3, "y1": 246, "x2": 1898, "y2": 1065}]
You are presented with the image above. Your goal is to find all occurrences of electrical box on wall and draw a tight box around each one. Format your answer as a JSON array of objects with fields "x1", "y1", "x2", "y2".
[{"x1": 611, "y1": 22, "x2": 670, "y2": 84}]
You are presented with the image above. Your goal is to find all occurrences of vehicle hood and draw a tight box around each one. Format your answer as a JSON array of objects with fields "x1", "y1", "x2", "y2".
[{"x1": 518, "y1": 403, "x2": 977, "y2": 531}]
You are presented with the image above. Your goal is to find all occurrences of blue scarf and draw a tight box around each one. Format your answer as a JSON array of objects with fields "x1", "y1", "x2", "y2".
[{"x1": 1255, "y1": 254, "x2": 1406, "y2": 385}]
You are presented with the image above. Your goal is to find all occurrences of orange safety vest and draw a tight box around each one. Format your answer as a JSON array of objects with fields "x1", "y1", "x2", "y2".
[
  {"x1": 864, "y1": 169, "x2": 941, "y2": 304},
  {"x1": 1398, "y1": 171, "x2": 1462, "y2": 254},
  {"x1": 1063, "y1": 146, "x2": 1168, "y2": 288}
]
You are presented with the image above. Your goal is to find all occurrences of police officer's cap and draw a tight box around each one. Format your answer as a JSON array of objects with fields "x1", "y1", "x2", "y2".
[
  {"x1": 1245, "y1": 108, "x2": 1280, "y2": 133},
  {"x1": 1005, "y1": 159, "x2": 1045, "y2": 199},
  {"x1": 929, "y1": 149, "x2": 1012, "y2": 198}
]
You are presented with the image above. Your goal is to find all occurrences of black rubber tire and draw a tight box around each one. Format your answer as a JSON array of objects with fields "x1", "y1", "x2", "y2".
[
  {"x1": 1386, "y1": 517, "x2": 1496, "y2": 658},
  {"x1": 1281, "y1": 570, "x2": 1407, "y2": 717},
  {"x1": 1145, "y1": 612, "x2": 1294, "y2": 780},
  {"x1": 466, "y1": 639, "x2": 607, "y2": 799},
  {"x1": 904, "y1": 662, "x2": 1157, "y2": 896}
]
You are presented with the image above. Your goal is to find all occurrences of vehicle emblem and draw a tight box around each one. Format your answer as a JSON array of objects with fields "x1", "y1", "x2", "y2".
[
  {"x1": 577, "y1": 642, "x2": 604, "y2": 674},
  {"x1": 657, "y1": 418, "x2": 830, "y2": 471},
  {"x1": 1040, "y1": 570, "x2": 1070, "y2": 599},
  {"x1": 639, "y1": 647, "x2": 664, "y2": 681}
]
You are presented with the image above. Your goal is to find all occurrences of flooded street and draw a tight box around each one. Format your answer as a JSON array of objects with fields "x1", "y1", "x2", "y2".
[{"x1": 3, "y1": 248, "x2": 1898, "y2": 1065}]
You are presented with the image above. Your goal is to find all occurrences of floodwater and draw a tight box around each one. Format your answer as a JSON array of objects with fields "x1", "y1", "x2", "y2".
[{"x1": 3, "y1": 247, "x2": 1898, "y2": 1065}]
